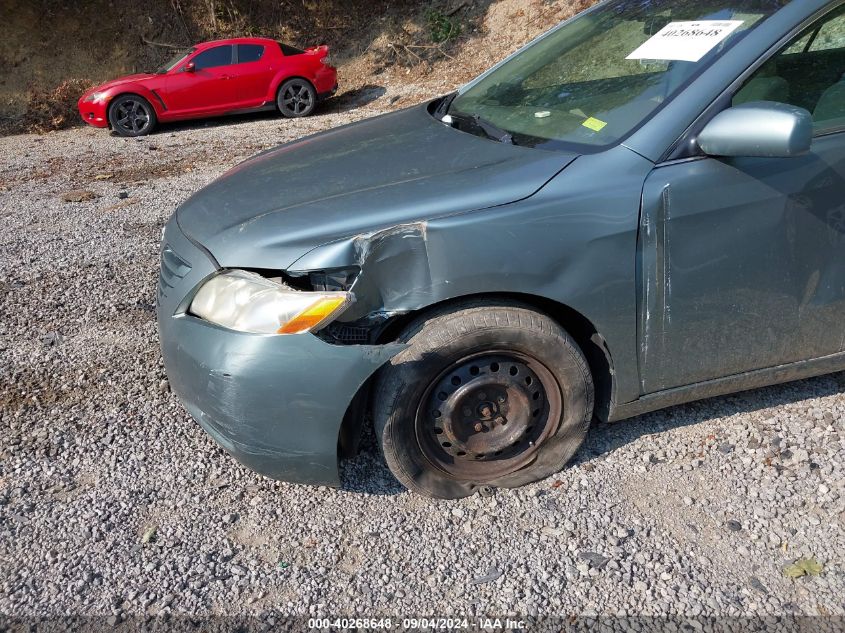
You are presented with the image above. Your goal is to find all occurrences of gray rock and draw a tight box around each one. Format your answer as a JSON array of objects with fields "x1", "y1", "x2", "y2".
[{"x1": 577, "y1": 551, "x2": 610, "y2": 569}]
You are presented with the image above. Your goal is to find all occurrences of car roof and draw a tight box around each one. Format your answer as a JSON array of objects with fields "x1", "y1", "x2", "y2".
[{"x1": 193, "y1": 37, "x2": 279, "y2": 49}]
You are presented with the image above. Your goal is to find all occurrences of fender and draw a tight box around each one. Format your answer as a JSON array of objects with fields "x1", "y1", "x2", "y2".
[
  {"x1": 287, "y1": 146, "x2": 657, "y2": 410},
  {"x1": 270, "y1": 73, "x2": 316, "y2": 101},
  {"x1": 104, "y1": 87, "x2": 167, "y2": 120}
]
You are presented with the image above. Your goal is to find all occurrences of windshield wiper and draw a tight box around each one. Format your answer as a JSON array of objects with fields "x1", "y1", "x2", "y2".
[
  {"x1": 435, "y1": 92, "x2": 458, "y2": 118},
  {"x1": 446, "y1": 112, "x2": 515, "y2": 145}
]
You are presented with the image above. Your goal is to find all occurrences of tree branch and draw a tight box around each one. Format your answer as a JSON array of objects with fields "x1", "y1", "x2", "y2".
[{"x1": 141, "y1": 35, "x2": 185, "y2": 49}]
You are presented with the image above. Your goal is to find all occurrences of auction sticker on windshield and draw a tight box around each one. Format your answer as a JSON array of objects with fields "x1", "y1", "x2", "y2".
[{"x1": 627, "y1": 20, "x2": 744, "y2": 62}]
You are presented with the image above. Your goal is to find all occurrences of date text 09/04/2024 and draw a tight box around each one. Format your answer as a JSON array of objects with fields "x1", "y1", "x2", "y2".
[{"x1": 307, "y1": 617, "x2": 527, "y2": 630}]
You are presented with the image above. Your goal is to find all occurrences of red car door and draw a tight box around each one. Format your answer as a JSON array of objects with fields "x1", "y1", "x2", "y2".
[
  {"x1": 163, "y1": 45, "x2": 237, "y2": 115},
  {"x1": 228, "y1": 44, "x2": 275, "y2": 107}
]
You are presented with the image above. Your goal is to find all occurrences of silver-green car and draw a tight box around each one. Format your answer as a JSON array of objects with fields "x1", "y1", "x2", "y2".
[{"x1": 159, "y1": 0, "x2": 845, "y2": 498}]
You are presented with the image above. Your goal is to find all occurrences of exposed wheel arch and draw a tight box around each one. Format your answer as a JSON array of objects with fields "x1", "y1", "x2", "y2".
[
  {"x1": 376, "y1": 293, "x2": 613, "y2": 422},
  {"x1": 337, "y1": 292, "x2": 615, "y2": 464}
]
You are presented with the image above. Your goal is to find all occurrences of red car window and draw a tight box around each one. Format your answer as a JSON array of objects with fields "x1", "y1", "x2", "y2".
[
  {"x1": 192, "y1": 45, "x2": 233, "y2": 70},
  {"x1": 237, "y1": 44, "x2": 265, "y2": 63},
  {"x1": 279, "y1": 42, "x2": 305, "y2": 56}
]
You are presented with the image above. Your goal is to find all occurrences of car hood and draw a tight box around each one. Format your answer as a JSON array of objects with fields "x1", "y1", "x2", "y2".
[
  {"x1": 95, "y1": 73, "x2": 157, "y2": 91},
  {"x1": 176, "y1": 103, "x2": 578, "y2": 270}
]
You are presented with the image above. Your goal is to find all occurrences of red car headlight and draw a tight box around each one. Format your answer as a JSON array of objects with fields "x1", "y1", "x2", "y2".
[{"x1": 83, "y1": 92, "x2": 107, "y2": 104}]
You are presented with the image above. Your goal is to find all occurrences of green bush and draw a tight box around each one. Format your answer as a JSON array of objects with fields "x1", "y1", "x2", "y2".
[{"x1": 426, "y1": 9, "x2": 461, "y2": 44}]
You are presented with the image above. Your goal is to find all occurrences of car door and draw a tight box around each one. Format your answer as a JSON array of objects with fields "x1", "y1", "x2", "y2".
[
  {"x1": 638, "y1": 4, "x2": 845, "y2": 393},
  {"x1": 163, "y1": 44, "x2": 236, "y2": 114},
  {"x1": 228, "y1": 44, "x2": 274, "y2": 107}
]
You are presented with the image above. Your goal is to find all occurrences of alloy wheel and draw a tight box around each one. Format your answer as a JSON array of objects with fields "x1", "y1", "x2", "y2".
[
  {"x1": 281, "y1": 83, "x2": 314, "y2": 116},
  {"x1": 113, "y1": 99, "x2": 152, "y2": 135}
]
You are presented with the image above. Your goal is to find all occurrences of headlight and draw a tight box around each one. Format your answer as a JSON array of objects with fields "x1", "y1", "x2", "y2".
[
  {"x1": 83, "y1": 92, "x2": 107, "y2": 103},
  {"x1": 189, "y1": 270, "x2": 351, "y2": 335}
]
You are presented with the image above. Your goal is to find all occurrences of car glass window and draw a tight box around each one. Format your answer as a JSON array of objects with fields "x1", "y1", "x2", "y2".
[
  {"x1": 733, "y1": 5, "x2": 845, "y2": 133},
  {"x1": 238, "y1": 44, "x2": 265, "y2": 63},
  {"x1": 157, "y1": 48, "x2": 194, "y2": 73},
  {"x1": 809, "y1": 8, "x2": 845, "y2": 52},
  {"x1": 448, "y1": 0, "x2": 790, "y2": 152},
  {"x1": 782, "y1": 31, "x2": 813, "y2": 55},
  {"x1": 192, "y1": 45, "x2": 233, "y2": 70},
  {"x1": 279, "y1": 42, "x2": 305, "y2": 56}
]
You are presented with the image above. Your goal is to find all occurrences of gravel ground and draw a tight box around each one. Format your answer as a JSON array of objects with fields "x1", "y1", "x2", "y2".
[{"x1": 1, "y1": 99, "x2": 844, "y2": 627}]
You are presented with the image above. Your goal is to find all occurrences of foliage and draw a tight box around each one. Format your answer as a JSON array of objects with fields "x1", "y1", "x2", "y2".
[
  {"x1": 783, "y1": 558, "x2": 823, "y2": 579},
  {"x1": 20, "y1": 79, "x2": 95, "y2": 134},
  {"x1": 426, "y1": 9, "x2": 461, "y2": 44}
]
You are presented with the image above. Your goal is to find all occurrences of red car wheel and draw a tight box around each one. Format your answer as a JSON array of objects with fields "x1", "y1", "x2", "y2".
[
  {"x1": 108, "y1": 95, "x2": 157, "y2": 137},
  {"x1": 277, "y1": 79, "x2": 317, "y2": 118}
]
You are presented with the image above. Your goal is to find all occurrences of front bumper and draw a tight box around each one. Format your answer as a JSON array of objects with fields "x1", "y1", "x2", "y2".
[
  {"x1": 157, "y1": 215, "x2": 402, "y2": 486},
  {"x1": 77, "y1": 97, "x2": 109, "y2": 128}
]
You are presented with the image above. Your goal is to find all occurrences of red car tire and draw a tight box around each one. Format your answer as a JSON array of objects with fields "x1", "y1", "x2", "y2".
[
  {"x1": 276, "y1": 78, "x2": 317, "y2": 118},
  {"x1": 108, "y1": 94, "x2": 157, "y2": 137}
]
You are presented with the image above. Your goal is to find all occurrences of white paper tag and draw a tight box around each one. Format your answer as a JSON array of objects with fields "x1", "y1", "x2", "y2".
[{"x1": 626, "y1": 20, "x2": 744, "y2": 63}]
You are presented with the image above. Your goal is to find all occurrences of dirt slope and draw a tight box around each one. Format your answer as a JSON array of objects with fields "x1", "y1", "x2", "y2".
[{"x1": 0, "y1": 0, "x2": 594, "y2": 134}]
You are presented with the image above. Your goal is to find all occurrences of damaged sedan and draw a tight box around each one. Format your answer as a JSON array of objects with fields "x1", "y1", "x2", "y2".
[{"x1": 158, "y1": 0, "x2": 845, "y2": 498}]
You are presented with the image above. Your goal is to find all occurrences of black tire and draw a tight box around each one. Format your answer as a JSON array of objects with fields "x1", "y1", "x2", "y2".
[
  {"x1": 276, "y1": 78, "x2": 317, "y2": 118},
  {"x1": 374, "y1": 302, "x2": 594, "y2": 499},
  {"x1": 108, "y1": 95, "x2": 157, "y2": 137}
]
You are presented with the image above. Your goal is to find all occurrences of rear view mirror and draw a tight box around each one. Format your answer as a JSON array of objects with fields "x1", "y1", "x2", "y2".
[
  {"x1": 698, "y1": 101, "x2": 812, "y2": 158},
  {"x1": 183, "y1": 62, "x2": 196, "y2": 73}
]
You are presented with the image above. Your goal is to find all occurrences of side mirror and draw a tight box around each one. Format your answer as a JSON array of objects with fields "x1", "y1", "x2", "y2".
[
  {"x1": 698, "y1": 101, "x2": 812, "y2": 158},
  {"x1": 183, "y1": 62, "x2": 196, "y2": 73}
]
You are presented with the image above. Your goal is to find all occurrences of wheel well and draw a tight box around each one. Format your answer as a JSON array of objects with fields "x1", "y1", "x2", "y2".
[
  {"x1": 106, "y1": 93, "x2": 154, "y2": 116},
  {"x1": 376, "y1": 293, "x2": 613, "y2": 422},
  {"x1": 275, "y1": 76, "x2": 316, "y2": 97},
  {"x1": 337, "y1": 292, "x2": 615, "y2": 459}
]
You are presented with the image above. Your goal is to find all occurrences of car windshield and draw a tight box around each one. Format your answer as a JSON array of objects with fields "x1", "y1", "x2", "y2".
[
  {"x1": 156, "y1": 48, "x2": 195, "y2": 74},
  {"x1": 447, "y1": 0, "x2": 791, "y2": 151}
]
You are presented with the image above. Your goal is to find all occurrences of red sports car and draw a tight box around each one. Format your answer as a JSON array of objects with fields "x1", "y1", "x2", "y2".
[{"x1": 78, "y1": 37, "x2": 337, "y2": 136}]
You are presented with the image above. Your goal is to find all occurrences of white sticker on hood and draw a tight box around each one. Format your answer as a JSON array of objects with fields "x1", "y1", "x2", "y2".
[{"x1": 627, "y1": 20, "x2": 744, "y2": 63}]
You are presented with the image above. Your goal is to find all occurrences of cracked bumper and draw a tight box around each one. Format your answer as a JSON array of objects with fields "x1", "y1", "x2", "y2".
[{"x1": 156, "y1": 215, "x2": 402, "y2": 486}]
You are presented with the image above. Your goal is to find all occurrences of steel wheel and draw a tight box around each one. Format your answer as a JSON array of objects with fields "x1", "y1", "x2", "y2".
[
  {"x1": 417, "y1": 352, "x2": 561, "y2": 480},
  {"x1": 108, "y1": 95, "x2": 156, "y2": 137},
  {"x1": 374, "y1": 302, "x2": 594, "y2": 499},
  {"x1": 277, "y1": 79, "x2": 317, "y2": 118}
]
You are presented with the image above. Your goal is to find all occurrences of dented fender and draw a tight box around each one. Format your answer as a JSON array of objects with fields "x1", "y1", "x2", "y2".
[
  {"x1": 290, "y1": 222, "x2": 436, "y2": 322},
  {"x1": 289, "y1": 146, "x2": 656, "y2": 408}
]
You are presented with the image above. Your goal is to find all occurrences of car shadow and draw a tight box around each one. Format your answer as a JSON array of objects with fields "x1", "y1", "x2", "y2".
[
  {"x1": 123, "y1": 84, "x2": 389, "y2": 137},
  {"x1": 320, "y1": 84, "x2": 388, "y2": 113},
  {"x1": 340, "y1": 371, "x2": 845, "y2": 496},
  {"x1": 117, "y1": 109, "x2": 277, "y2": 136}
]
